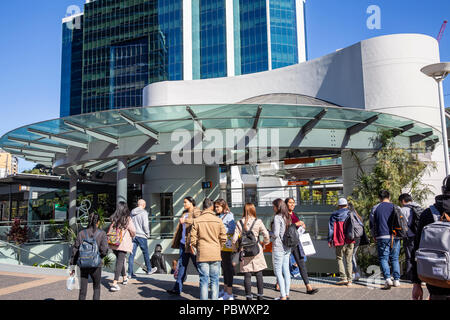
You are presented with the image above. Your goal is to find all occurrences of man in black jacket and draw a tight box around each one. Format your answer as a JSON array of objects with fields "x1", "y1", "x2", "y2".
[{"x1": 411, "y1": 177, "x2": 450, "y2": 300}]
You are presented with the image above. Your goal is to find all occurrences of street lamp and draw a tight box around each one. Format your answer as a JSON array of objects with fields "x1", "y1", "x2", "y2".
[{"x1": 421, "y1": 62, "x2": 450, "y2": 176}]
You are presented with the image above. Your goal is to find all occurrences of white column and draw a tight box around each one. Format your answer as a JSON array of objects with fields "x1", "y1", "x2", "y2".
[
  {"x1": 117, "y1": 157, "x2": 128, "y2": 204},
  {"x1": 69, "y1": 175, "x2": 77, "y2": 231},
  {"x1": 226, "y1": 0, "x2": 235, "y2": 77},
  {"x1": 266, "y1": 0, "x2": 272, "y2": 70},
  {"x1": 183, "y1": 0, "x2": 193, "y2": 80},
  {"x1": 296, "y1": 0, "x2": 307, "y2": 63}
]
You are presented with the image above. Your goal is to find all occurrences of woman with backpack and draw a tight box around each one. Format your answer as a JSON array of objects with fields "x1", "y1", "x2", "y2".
[
  {"x1": 270, "y1": 198, "x2": 294, "y2": 300},
  {"x1": 285, "y1": 198, "x2": 319, "y2": 295},
  {"x1": 214, "y1": 199, "x2": 236, "y2": 300},
  {"x1": 69, "y1": 211, "x2": 109, "y2": 300},
  {"x1": 108, "y1": 201, "x2": 136, "y2": 292},
  {"x1": 232, "y1": 203, "x2": 270, "y2": 300}
]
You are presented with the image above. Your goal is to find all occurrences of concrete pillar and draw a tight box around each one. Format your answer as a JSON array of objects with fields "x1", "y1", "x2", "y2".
[
  {"x1": 117, "y1": 157, "x2": 128, "y2": 204},
  {"x1": 69, "y1": 175, "x2": 77, "y2": 231}
]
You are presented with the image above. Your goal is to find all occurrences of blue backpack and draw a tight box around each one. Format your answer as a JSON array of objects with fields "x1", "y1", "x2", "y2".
[{"x1": 77, "y1": 229, "x2": 102, "y2": 268}]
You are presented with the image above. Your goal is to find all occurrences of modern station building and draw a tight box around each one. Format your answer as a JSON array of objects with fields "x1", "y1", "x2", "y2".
[{"x1": 0, "y1": 0, "x2": 447, "y2": 272}]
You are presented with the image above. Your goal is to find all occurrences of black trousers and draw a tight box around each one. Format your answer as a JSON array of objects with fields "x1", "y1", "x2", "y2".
[
  {"x1": 244, "y1": 271, "x2": 264, "y2": 298},
  {"x1": 221, "y1": 251, "x2": 234, "y2": 287},
  {"x1": 113, "y1": 250, "x2": 127, "y2": 281},
  {"x1": 403, "y1": 236, "x2": 415, "y2": 280},
  {"x1": 291, "y1": 246, "x2": 310, "y2": 285},
  {"x1": 79, "y1": 267, "x2": 102, "y2": 300}
]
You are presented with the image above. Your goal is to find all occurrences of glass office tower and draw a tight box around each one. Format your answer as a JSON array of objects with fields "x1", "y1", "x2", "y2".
[{"x1": 60, "y1": 0, "x2": 306, "y2": 116}]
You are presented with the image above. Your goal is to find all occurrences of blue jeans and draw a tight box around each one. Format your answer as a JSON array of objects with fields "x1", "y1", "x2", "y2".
[
  {"x1": 128, "y1": 237, "x2": 151, "y2": 277},
  {"x1": 377, "y1": 238, "x2": 400, "y2": 281},
  {"x1": 173, "y1": 244, "x2": 197, "y2": 293},
  {"x1": 197, "y1": 261, "x2": 221, "y2": 300},
  {"x1": 272, "y1": 250, "x2": 291, "y2": 298}
]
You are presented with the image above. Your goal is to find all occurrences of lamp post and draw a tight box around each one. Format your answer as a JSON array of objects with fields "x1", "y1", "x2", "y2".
[{"x1": 421, "y1": 62, "x2": 450, "y2": 176}]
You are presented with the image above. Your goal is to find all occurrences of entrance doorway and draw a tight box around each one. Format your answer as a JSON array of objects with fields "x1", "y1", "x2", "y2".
[{"x1": 160, "y1": 193, "x2": 173, "y2": 237}]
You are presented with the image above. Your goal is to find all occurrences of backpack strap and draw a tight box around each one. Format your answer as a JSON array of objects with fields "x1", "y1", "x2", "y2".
[
  {"x1": 430, "y1": 205, "x2": 442, "y2": 222},
  {"x1": 249, "y1": 219, "x2": 257, "y2": 232}
]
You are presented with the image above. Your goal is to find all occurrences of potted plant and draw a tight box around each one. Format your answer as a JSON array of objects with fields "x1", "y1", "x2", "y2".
[{"x1": 7, "y1": 219, "x2": 29, "y2": 264}]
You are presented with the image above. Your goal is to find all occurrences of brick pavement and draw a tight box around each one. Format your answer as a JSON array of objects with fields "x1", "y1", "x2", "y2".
[{"x1": 0, "y1": 263, "x2": 425, "y2": 300}]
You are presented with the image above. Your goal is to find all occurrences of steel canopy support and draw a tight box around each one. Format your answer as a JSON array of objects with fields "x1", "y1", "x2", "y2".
[
  {"x1": 27, "y1": 128, "x2": 88, "y2": 149},
  {"x1": 7, "y1": 137, "x2": 67, "y2": 154},
  {"x1": 341, "y1": 114, "x2": 379, "y2": 148},
  {"x1": 391, "y1": 123, "x2": 414, "y2": 138},
  {"x1": 64, "y1": 120, "x2": 119, "y2": 145},
  {"x1": 410, "y1": 131, "x2": 434, "y2": 144},
  {"x1": 186, "y1": 106, "x2": 206, "y2": 132},
  {"x1": 119, "y1": 112, "x2": 160, "y2": 141},
  {"x1": 290, "y1": 108, "x2": 327, "y2": 147},
  {"x1": 252, "y1": 106, "x2": 263, "y2": 130},
  {"x1": 69, "y1": 175, "x2": 77, "y2": 231}
]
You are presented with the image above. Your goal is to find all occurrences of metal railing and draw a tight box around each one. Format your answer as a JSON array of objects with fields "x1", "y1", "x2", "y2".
[{"x1": 0, "y1": 239, "x2": 68, "y2": 268}]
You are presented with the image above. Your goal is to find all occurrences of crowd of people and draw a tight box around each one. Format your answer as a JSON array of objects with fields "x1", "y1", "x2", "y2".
[{"x1": 69, "y1": 176, "x2": 450, "y2": 301}]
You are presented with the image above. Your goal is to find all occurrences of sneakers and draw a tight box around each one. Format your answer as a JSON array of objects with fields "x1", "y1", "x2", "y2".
[
  {"x1": 306, "y1": 288, "x2": 319, "y2": 295},
  {"x1": 110, "y1": 284, "x2": 121, "y2": 292},
  {"x1": 218, "y1": 293, "x2": 234, "y2": 300},
  {"x1": 346, "y1": 281, "x2": 353, "y2": 287},
  {"x1": 393, "y1": 280, "x2": 401, "y2": 287},
  {"x1": 384, "y1": 278, "x2": 393, "y2": 289},
  {"x1": 166, "y1": 289, "x2": 181, "y2": 296},
  {"x1": 336, "y1": 280, "x2": 349, "y2": 286},
  {"x1": 122, "y1": 278, "x2": 129, "y2": 285},
  {"x1": 144, "y1": 266, "x2": 158, "y2": 275}
]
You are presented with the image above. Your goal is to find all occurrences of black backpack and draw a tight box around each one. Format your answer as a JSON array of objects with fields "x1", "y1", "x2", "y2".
[
  {"x1": 390, "y1": 205, "x2": 409, "y2": 238},
  {"x1": 282, "y1": 222, "x2": 300, "y2": 248},
  {"x1": 404, "y1": 204, "x2": 424, "y2": 235},
  {"x1": 239, "y1": 220, "x2": 260, "y2": 258}
]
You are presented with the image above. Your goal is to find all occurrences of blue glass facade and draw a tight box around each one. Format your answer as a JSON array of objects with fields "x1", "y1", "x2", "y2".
[
  {"x1": 82, "y1": 0, "x2": 183, "y2": 113},
  {"x1": 270, "y1": 0, "x2": 298, "y2": 69},
  {"x1": 239, "y1": 0, "x2": 268, "y2": 75},
  {"x1": 60, "y1": 16, "x2": 83, "y2": 117},
  {"x1": 199, "y1": 0, "x2": 227, "y2": 79}
]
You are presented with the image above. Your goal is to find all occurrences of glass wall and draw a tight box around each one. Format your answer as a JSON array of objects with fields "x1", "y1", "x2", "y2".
[
  {"x1": 60, "y1": 16, "x2": 83, "y2": 117},
  {"x1": 82, "y1": 0, "x2": 183, "y2": 113},
  {"x1": 199, "y1": 0, "x2": 227, "y2": 79},
  {"x1": 239, "y1": 0, "x2": 268, "y2": 74},
  {"x1": 270, "y1": 0, "x2": 298, "y2": 69}
]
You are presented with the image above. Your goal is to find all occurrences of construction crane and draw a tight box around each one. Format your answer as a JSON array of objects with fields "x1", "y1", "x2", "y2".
[{"x1": 437, "y1": 20, "x2": 448, "y2": 43}]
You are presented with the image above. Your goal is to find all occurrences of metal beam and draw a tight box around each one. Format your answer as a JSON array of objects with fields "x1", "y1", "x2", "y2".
[
  {"x1": 391, "y1": 123, "x2": 414, "y2": 138},
  {"x1": 7, "y1": 137, "x2": 67, "y2": 153},
  {"x1": 341, "y1": 114, "x2": 379, "y2": 148},
  {"x1": 27, "y1": 128, "x2": 88, "y2": 149},
  {"x1": 186, "y1": 106, "x2": 206, "y2": 132},
  {"x1": 290, "y1": 108, "x2": 327, "y2": 147},
  {"x1": 64, "y1": 120, "x2": 118, "y2": 145},
  {"x1": 119, "y1": 112, "x2": 159, "y2": 141},
  {"x1": 88, "y1": 159, "x2": 118, "y2": 172},
  {"x1": 128, "y1": 156, "x2": 153, "y2": 172},
  {"x1": 252, "y1": 106, "x2": 263, "y2": 130},
  {"x1": 25, "y1": 155, "x2": 54, "y2": 163},
  {"x1": 410, "y1": 131, "x2": 434, "y2": 144},
  {"x1": 3, "y1": 147, "x2": 56, "y2": 159},
  {"x1": 425, "y1": 138, "x2": 439, "y2": 149}
]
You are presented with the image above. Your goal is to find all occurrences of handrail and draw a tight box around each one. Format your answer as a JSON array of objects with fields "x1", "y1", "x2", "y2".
[{"x1": 0, "y1": 239, "x2": 68, "y2": 268}]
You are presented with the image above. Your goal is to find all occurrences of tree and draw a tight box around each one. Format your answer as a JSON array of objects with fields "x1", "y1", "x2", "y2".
[
  {"x1": 22, "y1": 164, "x2": 52, "y2": 175},
  {"x1": 348, "y1": 129, "x2": 437, "y2": 273}
]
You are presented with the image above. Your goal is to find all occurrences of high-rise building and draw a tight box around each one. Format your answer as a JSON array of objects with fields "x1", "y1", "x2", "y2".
[
  {"x1": 0, "y1": 150, "x2": 18, "y2": 178},
  {"x1": 60, "y1": 0, "x2": 307, "y2": 116}
]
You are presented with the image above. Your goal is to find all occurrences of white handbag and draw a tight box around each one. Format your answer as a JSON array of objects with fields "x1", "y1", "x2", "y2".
[{"x1": 298, "y1": 233, "x2": 316, "y2": 256}]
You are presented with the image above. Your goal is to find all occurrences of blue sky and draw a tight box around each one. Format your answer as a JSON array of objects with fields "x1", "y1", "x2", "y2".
[{"x1": 0, "y1": 0, "x2": 449, "y2": 171}]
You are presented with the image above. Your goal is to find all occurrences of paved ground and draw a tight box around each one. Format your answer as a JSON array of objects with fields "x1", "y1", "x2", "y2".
[{"x1": 0, "y1": 263, "x2": 425, "y2": 300}]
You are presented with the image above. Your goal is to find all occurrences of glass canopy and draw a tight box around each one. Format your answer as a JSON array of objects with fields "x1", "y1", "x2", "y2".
[{"x1": 0, "y1": 103, "x2": 440, "y2": 170}]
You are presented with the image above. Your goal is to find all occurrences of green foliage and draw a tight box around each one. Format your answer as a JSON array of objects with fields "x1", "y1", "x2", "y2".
[
  {"x1": 7, "y1": 219, "x2": 29, "y2": 245},
  {"x1": 348, "y1": 129, "x2": 437, "y2": 273},
  {"x1": 102, "y1": 254, "x2": 113, "y2": 269},
  {"x1": 55, "y1": 220, "x2": 77, "y2": 244},
  {"x1": 33, "y1": 263, "x2": 67, "y2": 269}
]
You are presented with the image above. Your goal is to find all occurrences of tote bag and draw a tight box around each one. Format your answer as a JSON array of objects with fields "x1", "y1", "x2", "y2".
[{"x1": 298, "y1": 233, "x2": 316, "y2": 256}]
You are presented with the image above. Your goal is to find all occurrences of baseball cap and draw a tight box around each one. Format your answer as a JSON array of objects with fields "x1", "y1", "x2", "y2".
[{"x1": 338, "y1": 198, "x2": 348, "y2": 206}]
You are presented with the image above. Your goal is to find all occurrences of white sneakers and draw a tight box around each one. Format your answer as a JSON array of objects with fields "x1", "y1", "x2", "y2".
[
  {"x1": 393, "y1": 280, "x2": 401, "y2": 287},
  {"x1": 218, "y1": 293, "x2": 234, "y2": 300},
  {"x1": 384, "y1": 278, "x2": 393, "y2": 289},
  {"x1": 110, "y1": 284, "x2": 121, "y2": 292}
]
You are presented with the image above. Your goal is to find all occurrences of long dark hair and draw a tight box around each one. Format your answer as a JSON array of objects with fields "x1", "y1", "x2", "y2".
[
  {"x1": 273, "y1": 198, "x2": 291, "y2": 230},
  {"x1": 348, "y1": 202, "x2": 363, "y2": 222},
  {"x1": 214, "y1": 199, "x2": 230, "y2": 215},
  {"x1": 87, "y1": 212, "x2": 100, "y2": 231},
  {"x1": 111, "y1": 201, "x2": 131, "y2": 229}
]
